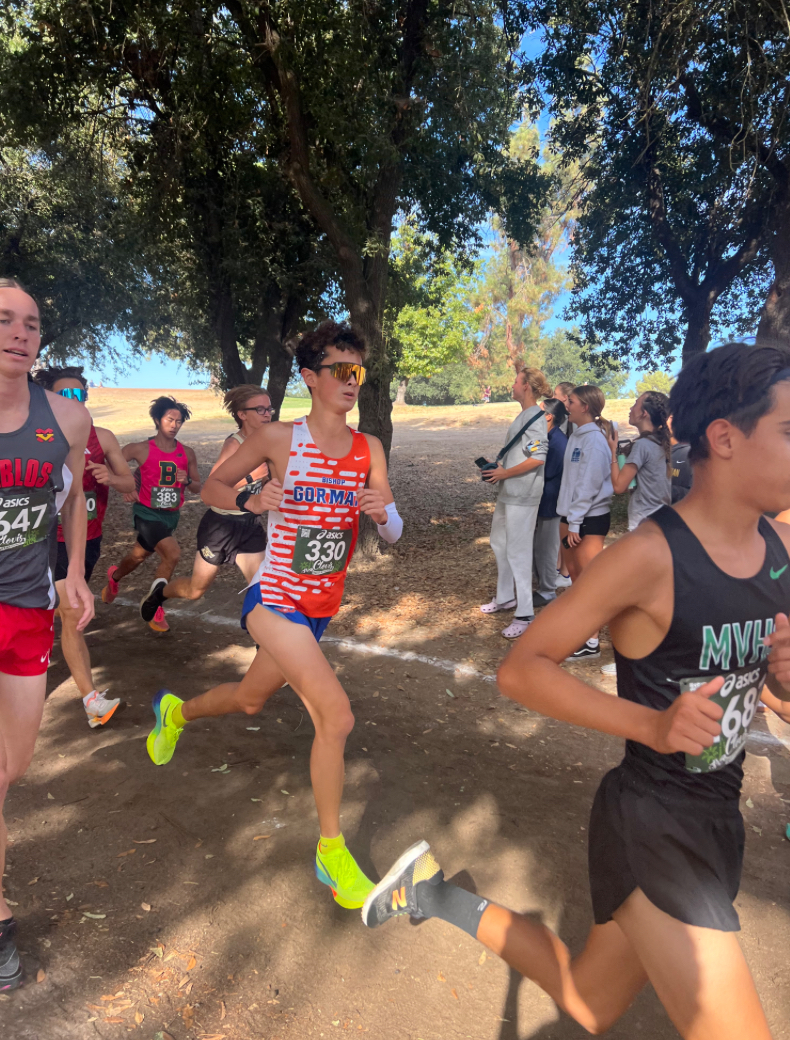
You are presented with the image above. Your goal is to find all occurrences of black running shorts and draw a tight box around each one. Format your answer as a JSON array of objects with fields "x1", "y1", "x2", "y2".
[
  {"x1": 134, "y1": 513, "x2": 179, "y2": 553},
  {"x1": 588, "y1": 764, "x2": 744, "y2": 931},
  {"x1": 196, "y1": 508, "x2": 266, "y2": 568},
  {"x1": 559, "y1": 512, "x2": 611, "y2": 538},
  {"x1": 55, "y1": 536, "x2": 103, "y2": 584}
]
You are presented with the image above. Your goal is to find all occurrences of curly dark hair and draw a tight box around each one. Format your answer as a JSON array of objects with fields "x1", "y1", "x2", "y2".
[
  {"x1": 639, "y1": 390, "x2": 672, "y2": 460},
  {"x1": 33, "y1": 365, "x2": 88, "y2": 392},
  {"x1": 149, "y1": 395, "x2": 191, "y2": 425},
  {"x1": 670, "y1": 342, "x2": 790, "y2": 462},
  {"x1": 294, "y1": 321, "x2": 366, "y2": 375}
]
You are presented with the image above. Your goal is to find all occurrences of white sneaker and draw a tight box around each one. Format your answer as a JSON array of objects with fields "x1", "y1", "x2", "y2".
[
  {"x1": 84, "y1": 690, "x2": 121, "y2": 728},
  {"x1": 555, "y1": 572, "x2": 572, "y2": 589},
  {"x1": 600, "y1": 662, "x2": 617, "y2": 677}
]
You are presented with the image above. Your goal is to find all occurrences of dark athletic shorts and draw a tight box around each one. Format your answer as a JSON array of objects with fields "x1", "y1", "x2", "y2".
[
  {"x1": 196, "y1": 508, "x2": 266, "y2": 568},
  {"x1": 588, "y1": 763, "x2": 744, "y2": 932},
  {"x1": 559, "y1": 512, "x2": 611, "y2": 538},
  {"x1": 55, "y1": 536, "x2": 103, "y2": 583},
  {"x1": 134, "y1": 513, "x2": 179, "y2": 553}
]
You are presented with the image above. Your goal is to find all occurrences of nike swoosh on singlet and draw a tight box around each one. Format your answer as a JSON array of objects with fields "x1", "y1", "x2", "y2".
[
  {"x1": 354, "y1": 456, "x2": 365, "y2": 461},
  {"x1": 770, "y1": 564, "x2": 788, "y2": 579}
]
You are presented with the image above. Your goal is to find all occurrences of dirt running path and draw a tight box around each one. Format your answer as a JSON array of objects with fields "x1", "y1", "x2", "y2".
[{"x1": 3, "y1": 409, "x2": 789, "y2": 1040}]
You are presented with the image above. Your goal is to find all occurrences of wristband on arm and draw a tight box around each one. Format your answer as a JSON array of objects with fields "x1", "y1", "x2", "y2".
[{"x1": 376, "y1": 501, "x2": 403, "y2": 544}]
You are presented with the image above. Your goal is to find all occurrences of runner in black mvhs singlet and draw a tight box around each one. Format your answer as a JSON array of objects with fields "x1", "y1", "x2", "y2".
[{"x1": 363, "y1": 341, "x2": 790, "y2": 1040}]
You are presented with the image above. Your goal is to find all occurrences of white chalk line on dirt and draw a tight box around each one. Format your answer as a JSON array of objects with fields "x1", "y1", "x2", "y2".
[{"x1": 111, "y1": 596, "x2": 790, "y2": 755}]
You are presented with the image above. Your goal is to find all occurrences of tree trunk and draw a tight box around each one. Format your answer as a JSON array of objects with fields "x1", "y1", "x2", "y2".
[
  {"x1": 267, "y1": 343, "x2": 293, "y2": 419},
  {"x1": 395, "y1": 377, "x2": 409, "y2": 405},
  {"x1": 214, "y1": 282, "x2": 247, "y2": 386},
  {"x1": 757, "y1": 195, "x2": 790, "y2": 346},
  {"x1": 682, "y1": 297, "x2": 712, "y2": 362}
]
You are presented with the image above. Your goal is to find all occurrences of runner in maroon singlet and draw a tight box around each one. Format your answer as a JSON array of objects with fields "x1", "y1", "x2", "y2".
[
  {"x1": 101, "y1": 396, "x2": 201, "y2": 632},
  {"x1": 33, "y1": 367, "x2": 135, "y2": 725}
]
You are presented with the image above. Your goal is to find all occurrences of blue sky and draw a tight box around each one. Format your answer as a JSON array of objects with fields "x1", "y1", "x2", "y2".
[{"x1": 82, "y1": 349, "x2": 210, "y2": 389}]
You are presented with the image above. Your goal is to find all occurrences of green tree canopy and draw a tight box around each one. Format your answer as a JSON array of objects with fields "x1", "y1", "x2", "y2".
[{"x1": 636, "y1": 371, "x2": 675, "y2": 395}]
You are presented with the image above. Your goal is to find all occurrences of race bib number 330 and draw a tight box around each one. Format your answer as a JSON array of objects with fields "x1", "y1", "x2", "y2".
[
  {"x1": 292, "y1": 526, "x2": 352, "y2": 575},
  {"x1": 683, "y1": 664, "x2": 766, "y2": 773},
  {"x1": 0, "y1": 487, "x2": 51, "y2": 553}
]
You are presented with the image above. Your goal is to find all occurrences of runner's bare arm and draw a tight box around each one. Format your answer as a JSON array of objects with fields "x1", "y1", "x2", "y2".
[
  {"x1": 202, "y1": 423, "x2": 292, "y2": 513},
  {"x1": 497, "y1": 523, "x2": 725, "y2": 756},
  {"x1": 181, "y1": 445, "x2": 201, "y2": 494},
  {"x1": 90, "y1": 427, "x2": 135, "y2": 493},
  {"x1": 760, "y1": 684, "x2": 790, "y2": 721},
  {"x1": 209, "y1": 435, "x2": 270, "y2": 487},
  {"x1": 358, "y1": 435, "x2": 394, "y2": 524},
  {"x1": 48, "y1": 394, "x2": 94, "y2": 630}
]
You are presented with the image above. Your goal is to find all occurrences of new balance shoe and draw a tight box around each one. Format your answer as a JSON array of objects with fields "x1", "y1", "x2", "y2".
[
  {"x1": 140, "y1": 578, "x2": 167, "y2": 623},
  {"x1": 362, "y1": 840, "x2": 442, "y2": 928},
  {"x1": 101, "y1": 565, "x2": 120, "y2": 604},
  {"x1": 83, "y1": 690, "x2": 121, "y2": 728},
  {"x1": 566, "y1": 640, "x2": 601, "y2": 661},
  {"x1": 0, "y1": 918, "x2": 22, "y2": 992},
  {"x1": 315, "y1": 839, "x2": 375, "y2": 910},
  {"x1": 146, "y1": 689, "x2": 184, "y2": 765},
  {"x1": 148, "y1": 605, "x2": 169, "y2": 633}
]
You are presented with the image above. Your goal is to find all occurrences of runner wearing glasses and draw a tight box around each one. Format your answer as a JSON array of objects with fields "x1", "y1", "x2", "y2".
[
  {"x1": 144, "y1": 321, "x2": 403, "y2": 912},
  {"x1": 33, "y1": 366, "x2": 135, "y2": 726},
  {"x1": 139, "y1": 386, "x2": 272, "y2": 619}
]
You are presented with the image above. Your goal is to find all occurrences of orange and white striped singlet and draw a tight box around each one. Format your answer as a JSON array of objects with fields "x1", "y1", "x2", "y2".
[{"x1": 254, "y1": 417, "x2": 370, "y2": 618}]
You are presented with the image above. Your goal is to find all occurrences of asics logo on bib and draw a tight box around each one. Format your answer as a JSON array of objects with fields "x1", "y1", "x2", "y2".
[
  {"x1": 0, "y1": 459, "x2": 53, "y2": 488},
  {"x1": 292, "y1": 484, "x2": 357, "y2": 506},
  {"x1": 770, "y1": 564, "x2": 788, "y2": 579},
  {"x1": 158, "y1": 460, "x2": 179, "y2": 485},
  {"x1": 698, "y1": 618, "x2": 774, "y2": 670}
]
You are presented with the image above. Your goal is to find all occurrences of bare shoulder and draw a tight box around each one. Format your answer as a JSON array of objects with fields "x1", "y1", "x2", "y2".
[
  {"x1": 94, "y1": 425, "x2": 121, "y2": 451},
  {"x1": 46, "y1": 391, "x2": 90, "y2": 446},
  {"x1": 183, "y1": 443, "x2": 198, "y2": 460},
  {"x1": 123, "y1": 440, "x2": 150, "y2": 462},
  {"x1": 360, "y1": 432, "x2": 385, "y2": 457}
]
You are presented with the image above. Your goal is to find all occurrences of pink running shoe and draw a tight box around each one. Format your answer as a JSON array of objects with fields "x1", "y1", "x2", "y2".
[
  {"x1": 101, "y1": 565, "x2": 120, "y2": 604},
  {"x1": 149, "y1": 605, "x2": 170, "y2": 633}
]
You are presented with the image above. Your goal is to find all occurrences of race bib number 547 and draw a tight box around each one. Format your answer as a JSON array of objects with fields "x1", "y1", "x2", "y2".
[
  {"x1": 683, "y1": 664, "x2": 766, "y2": 773},
  {"x1": 0, "y1": 487, "x2": 51, "y2": 553},
  {"x1": 292, "y1": 526, "x2": 352, "y2": 575}
]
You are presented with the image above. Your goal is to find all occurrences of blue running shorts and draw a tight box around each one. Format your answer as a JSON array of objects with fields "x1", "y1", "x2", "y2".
[{"x1": 240, "y1": 583, "x2": 331, "y2": 642}]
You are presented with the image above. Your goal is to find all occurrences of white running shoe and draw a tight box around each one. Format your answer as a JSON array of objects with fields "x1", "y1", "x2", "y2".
[
  {"x1": 600, "y1": 662, "x2": 617, "y2": 677},
  {"x1": 84, "y1": 690, "x2": 121, "y2": 728},
  {"x1": 555, "y1": 572, "x2": 572, "y2": 589}
]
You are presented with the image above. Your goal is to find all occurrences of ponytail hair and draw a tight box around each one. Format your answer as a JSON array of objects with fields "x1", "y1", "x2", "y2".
[
  {"x1": 639, "y1": 391, "x2": 671, "y2": 460},
  {"x1": 542, "y1": 397, "x2": 567, "y2": 428},
  {"x1": 572, "y1": 384, "x2": 612, "y2": 438}
]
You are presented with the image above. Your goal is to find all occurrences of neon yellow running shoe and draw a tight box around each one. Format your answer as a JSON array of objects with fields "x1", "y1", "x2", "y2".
[
  {"x1": 315, "y1": 839, "x2": 375, "y2": 910},
  {"x1": 146, "y1": 689, "x2": 184, "y2": 766}
]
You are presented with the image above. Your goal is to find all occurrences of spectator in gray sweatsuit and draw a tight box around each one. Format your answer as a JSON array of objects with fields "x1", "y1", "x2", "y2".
[{"x1": 479, "y1": 367, "x2": 552, "y2": 639}]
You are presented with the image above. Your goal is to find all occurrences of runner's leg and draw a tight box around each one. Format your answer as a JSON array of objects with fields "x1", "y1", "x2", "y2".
[
  {"x1": 243, "y1": 606, "x2": 352, "y2": 838},
  {"x1": 478, "y1": 907, "x2": 648, "y2": 1033},
  {"x1": 55, "y1": 580, "x2": 93, "y2": 697},
  {"x1": 0, "y1": 672, "x2": 47, "y2": 918},
  {"x1": 113, "y1": 540, "x2": 152, "y2": 582},
  {"x1": 613, "y1": 888, "x2": 772, "y2": 1040},
  {"x1": 572, "y1": 533, "x2": 606, "y2": 642},
  {"x1": 236, "y1": 550, "x2": 267, "y2": 584},
  {"x1": 181, "y1": 637, "x2": 286, "y2": 721},
  {"x1": 152, "y1": 536, "x2": 180, "y2": 582},
  {"x1": 162, "y1": 553, "x2": 218, "y2": 602}
]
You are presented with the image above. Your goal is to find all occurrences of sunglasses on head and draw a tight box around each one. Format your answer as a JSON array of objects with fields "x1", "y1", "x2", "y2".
[
  {"x1": 57, "y1": 387, "x2": 88, "y2": 402},
  {"x1": 316, "y1": 361, "x2": 367, "y2": 386}
]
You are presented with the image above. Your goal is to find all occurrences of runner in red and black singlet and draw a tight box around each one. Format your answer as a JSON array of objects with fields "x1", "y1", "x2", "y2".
[
  {"x1": 0, "y1": 280, "x2": 93, "y2": 991},
  {"x1": 144, "y1": 322, "x2": 404, "y2": 912},
  {"x1": 34, "y1": 367, "x2": 135, "y2": 727},
  {"x1": 139, "y1": 385, "x2": 271, "y2": 623},
  {"x1": 364, "y1": 342, "x2": 790, "y2": 1040},
  {"x1": 101, "y1": 396, "x2": 201, "y2": 632}
]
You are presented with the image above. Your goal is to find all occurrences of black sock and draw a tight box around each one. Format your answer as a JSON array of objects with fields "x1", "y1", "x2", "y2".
[
  {"x1": 514, "y1": 615, "x2": 534, "y2": 622},
  {"x1": 416, "y1": 877, "x2": 490, "y2": 939}
]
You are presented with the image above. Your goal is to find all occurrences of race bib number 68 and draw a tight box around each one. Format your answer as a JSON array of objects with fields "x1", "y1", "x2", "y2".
[{"x1": 683, "y1": 664, "x2": 766, "y2": 773}]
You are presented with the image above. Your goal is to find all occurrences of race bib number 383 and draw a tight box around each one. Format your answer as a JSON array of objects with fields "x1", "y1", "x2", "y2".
[
  {"x1": 292, "y1": 526, "x2": 352, "y2": 575},
  {"x1": 683, "y1": 664, "x2": 766, "y2": 773},
  {"x1": 151, "y1": 485, "x2": 181, "y2": 510},
  {"x1": 0, "y1": 487, "x2": 51, "y2": 553}
]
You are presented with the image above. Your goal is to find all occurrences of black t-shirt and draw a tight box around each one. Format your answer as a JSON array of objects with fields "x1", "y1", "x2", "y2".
[
  {"x1": 615, "y1": 506, "x2": 790, "y2": 801},
  {"x1": 670, "y1": 442, "x2": 692, "y2": 503}
]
